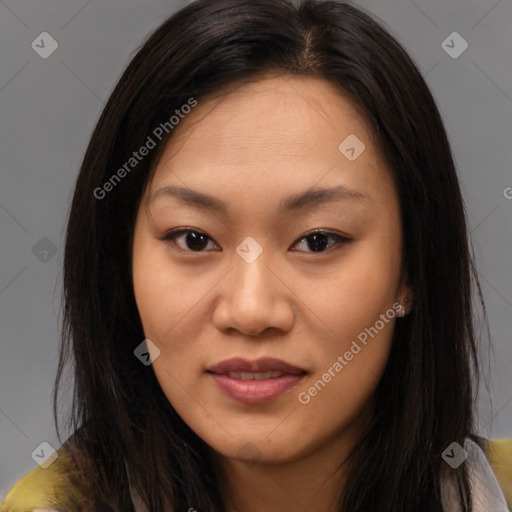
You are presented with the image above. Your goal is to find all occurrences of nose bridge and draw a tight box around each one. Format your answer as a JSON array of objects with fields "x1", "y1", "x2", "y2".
[{"x1": 231, "y1": 237, "x2": 275, "y2": 305}]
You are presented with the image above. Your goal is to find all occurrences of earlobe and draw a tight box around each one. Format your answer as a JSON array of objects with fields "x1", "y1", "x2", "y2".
[
  {"x1": 401, "y1": 297, "x2": 410, "y2": 317},
  {"x1": 397, "y1": 283, "x2": 414, "y2": 317},
  {"x1": 399, "y1": 294, "x2": 414, "y2": 317}
]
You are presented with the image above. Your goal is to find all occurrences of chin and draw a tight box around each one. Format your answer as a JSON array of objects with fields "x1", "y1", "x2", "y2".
[{"x1": 204, "y1": 431, "x2": 309, "y2": 466}]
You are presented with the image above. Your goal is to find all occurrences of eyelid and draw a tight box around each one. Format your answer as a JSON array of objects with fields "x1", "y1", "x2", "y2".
[
  {"x1": 158, "y1": 228, "x2": 220, "y2": 251},
  {"x1": 159, "y1": 228, "x2": 352, "y2": 253},
  {"x1": 290, "y1": 229, "x2": 352, "y2": 252}
]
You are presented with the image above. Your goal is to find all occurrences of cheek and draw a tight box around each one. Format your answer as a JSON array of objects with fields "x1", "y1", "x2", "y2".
[
  {"x1": 132, "y1": 231, "x2": 212, "y2": 399},
  {"x1": 308, "y1": 291, "x2": 396, "y2": 396},
  {"x1": 296, "y1": 287, "x2": 396, "y2": 426},
  {"x1": 132, "y1": 247, "x2": 197, "y2": 408},
  {"x1": 298, "y1": 231, "x2": 401, "y2": 399},
  {"x1": 132, "y1": 231, "x2": 195, "y2": 340},
  {"x1": 298, "y1": 337, "x2": 390, "y2": 438},
  {"x1": 306, "y1": 246, "x2": 400, "y2": 341},
  {"x1": 132, "y1": 245, "x2": 171, "y2": 339}
]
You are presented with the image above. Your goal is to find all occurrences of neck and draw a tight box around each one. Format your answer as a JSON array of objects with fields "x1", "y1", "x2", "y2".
[{"x1": 209, "y1": 425, "x2": 364, "y2": 512}]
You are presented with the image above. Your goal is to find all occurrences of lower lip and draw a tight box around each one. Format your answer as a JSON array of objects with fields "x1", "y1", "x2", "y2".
[{"x1": 209, "y1": 373, "x2": 305, "y2": 404}]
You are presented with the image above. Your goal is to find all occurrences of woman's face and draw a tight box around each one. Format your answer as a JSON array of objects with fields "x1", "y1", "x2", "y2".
[{"x1": 132, "y1": 76, "x2": 410, "y2": 465}]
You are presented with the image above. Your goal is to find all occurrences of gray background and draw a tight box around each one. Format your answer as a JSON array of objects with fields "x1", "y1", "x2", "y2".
[{"x1": 0, "y1": 0, "x2": 511, "y2": 499}]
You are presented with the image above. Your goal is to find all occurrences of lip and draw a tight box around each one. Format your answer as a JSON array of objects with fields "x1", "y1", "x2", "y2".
[
  {"x1": 207, "y1": 357, "x2": 306, "y2": 404},
  {"x1": 208, "y1": 357, "x2": 305, "y2": 375}
]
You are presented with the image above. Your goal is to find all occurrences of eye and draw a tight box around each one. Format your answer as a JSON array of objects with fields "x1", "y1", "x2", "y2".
[
  {"x1": 159, "y1": 228, "x2": 352, "y2": 254},
  {"x1": 159, "y1": 229, "x2": 219, "y2": 252},
  {"x1": 290, "y1": 230, "x2": 352, "y2": 253}
]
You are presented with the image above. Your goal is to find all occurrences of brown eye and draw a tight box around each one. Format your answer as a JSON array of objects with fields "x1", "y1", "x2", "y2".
[
  {"x1": 291, "y1": 230, "x2": 352, "y2": 253},
  {"x1": 160, "y1": 229, "x2": 218, "y2": 252}
]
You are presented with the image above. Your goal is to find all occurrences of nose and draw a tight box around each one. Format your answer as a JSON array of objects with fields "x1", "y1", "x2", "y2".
[{"x1": 211, "y1": 247, "x2": 295, "y2": 337}]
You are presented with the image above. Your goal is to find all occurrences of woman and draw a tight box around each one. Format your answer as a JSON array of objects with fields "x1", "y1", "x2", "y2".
[{"x1": 2, "y1": 0, "x2": 510, "y2": 510}]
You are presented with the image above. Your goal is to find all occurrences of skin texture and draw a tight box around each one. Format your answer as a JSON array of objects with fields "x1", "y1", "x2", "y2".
[{"x1": 132, "y1": 75, "x2": 412, "y2": 512}]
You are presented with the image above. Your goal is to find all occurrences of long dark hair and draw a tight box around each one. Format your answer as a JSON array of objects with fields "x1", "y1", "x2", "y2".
[{"x1": 54, "y1": 0, "x2": 487, "y2": 510}]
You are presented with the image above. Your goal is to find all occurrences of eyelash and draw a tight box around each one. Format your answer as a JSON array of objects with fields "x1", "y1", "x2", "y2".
[{"x1": 159, "y1": 228, "x2": 352, "y2": 254}]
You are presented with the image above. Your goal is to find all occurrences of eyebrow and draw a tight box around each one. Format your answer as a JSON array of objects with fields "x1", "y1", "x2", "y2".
[{"x1": 149, "y1": 184, "x2": 368, "y2": 214}]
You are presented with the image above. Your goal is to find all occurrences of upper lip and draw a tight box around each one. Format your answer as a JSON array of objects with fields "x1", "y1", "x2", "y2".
[{"x1": 208, "y1": 357, "x2": 306, "y2": 375}]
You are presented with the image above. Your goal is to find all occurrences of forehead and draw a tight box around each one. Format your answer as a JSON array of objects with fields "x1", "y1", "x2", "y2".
[
  {"x1": 161, "y1": 76, "x2": 374, "y2": 158},
  {"x1": 148, "y1": 75, "x2": 393, "y2": 208}
]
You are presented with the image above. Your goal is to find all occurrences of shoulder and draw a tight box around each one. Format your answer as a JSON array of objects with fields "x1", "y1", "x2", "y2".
[
  {"x1": 0, "y1": 444, "x2": 87, "y2": 512},
  {"x1": 441, "y1": 437, "x2": 512, "y2": 512},
  {"x1": 485, "y1": 438, "x2": 512, "y2": 510}
]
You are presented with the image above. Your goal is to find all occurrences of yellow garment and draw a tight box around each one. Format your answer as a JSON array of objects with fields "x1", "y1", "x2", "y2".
[
  {"x1": 485, "y1": 439, "x2": 512, "y2": 510},
  {"x1": 2, "y1": 439, "x2": 512, "y2": 511},
  {"x1": 1, "y1": 446, "x2": 87, "y2": 512}
]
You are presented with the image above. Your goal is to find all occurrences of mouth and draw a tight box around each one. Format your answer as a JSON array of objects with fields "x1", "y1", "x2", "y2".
[
  {"x1": 222, "y1": 370, "x2": 290, "y2": 380},
  {"x1": 207, "y1": 357, "x2": 307, "y2": 404}
]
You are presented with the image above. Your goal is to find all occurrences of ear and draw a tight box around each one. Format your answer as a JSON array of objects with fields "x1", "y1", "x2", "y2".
[{"x1": 397, "y1": 279, "x2": 414, "y2": 317}]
